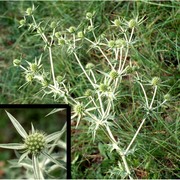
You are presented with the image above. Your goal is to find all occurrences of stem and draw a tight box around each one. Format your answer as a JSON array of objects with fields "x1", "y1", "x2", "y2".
[
  {"x1": 90, "y1": 96, "x2": 102, "y2": 116},
  {"x1": 98, "y1": 46, "x2": 114, "y2": 70},
  {"x1": 48, "y1": 47, "x2": 56, "y2": 86},
  {"x1": 73, "y1": 52, "x2": 96, "y2": 88},
  {"x1": 125, "y1": 117, "x2": 146, "y2": 154},
  {"x1": 120, "y1": 47, "x2": 129, "y2": 73},
  {"x1": 90, "y1": 19, "x2": 97, "y2": 43},
  {"x1": 129, "y1": 27, "x2": 135, "y2": 43},
  {"x1": 149, "y1": 85, "x2": 157, "y2": 109},
  {"x1": 105, "y1": 125, "x2": 132, "y2": 179},
  {"x1": 90, "y1": 69, "x2": 97, "y2": 84},
  {"x1": 138, "y1": 81, "x2": 149, "y2": 108},
  {"x1": 118, "y1": 47, "x2": 123, "y2": 72},
  {"x1": 31, "y1": 15, "x2": 48, "y2": 44},
  {"x1": 97, "y1": 92, "x2": 105, "y2": 115}
]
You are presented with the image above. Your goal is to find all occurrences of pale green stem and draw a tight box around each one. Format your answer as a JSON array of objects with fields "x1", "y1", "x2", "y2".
[
  {"x1": 48, "y1": 47, "x2": 56, "y2": 86},
  {"x1": 90, "y1": 19, "x2": 97, "y2": 43},
  {"x1": 138, "y1": 81, "x2": 149, "y2": 108},
  {"x1": 120, "y1": 47, "x2": 129, "y2": 73},
  {"x1": 125, "y1": 117, "x2": 146, "y2": 155},
  {"x1": 98, "y1": 46, "x2": 114, "y2": 70},
  {"x1": 129, "y1": 27, "x2": 135, "y2": 43},
  {"x1": 120, "y1": 26, "x2": 128, "y2": 42},
  {"x1": 97, "y1": 91, "x2": 105, "y2": 115},
  {"x1": 90, "y1": 96, "x2": 102, "y2": 116},
  {"x1": 86, "y1": 111, "x2": 99, "y2": 122},
  {"x1": 73, "y1": 53, "x2": 95, "y2": 88},
  {"x1": 31, "y1": 15, "x2": 48, "y2": 44},
  {"x1": 50, "y1": 28, "x2": 56, "y2": 46},
  {"x1": 105, "y1": 125, "x2": 132, "y2": 179},
  {"x1": 90, "y1": 69, "x2": 97, "y2": 84},
  {"x1": 115, "y1": 48, "x2": 119, "y2": 60},
  {"x1": 73, "y1": 34, "x2": 76, "y2": 49},
  {"x1": 149, "y1": 85, "x2": 157, "y2": 109},
  {"x1": 118, "y1": 47, "x2": 123, "y2": 72},
  {"x1": 104, "y1": 98, "x2": 112, "y2": 118},
  {"x1": 152, "y1": 100, "x2": 167, "y2": 110},
  {"x1": 20, "y1": 65, "x2": 28, "y2": 71}
]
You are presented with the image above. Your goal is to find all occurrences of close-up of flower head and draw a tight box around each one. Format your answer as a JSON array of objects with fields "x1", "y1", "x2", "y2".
[{"x1": 0, "y1": 109, "x2": 67, "y2": 179}]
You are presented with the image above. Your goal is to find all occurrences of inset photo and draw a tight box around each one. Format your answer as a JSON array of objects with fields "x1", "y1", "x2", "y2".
[{"x1": 0, "y1": 104, "x2": 70, "y2": 179}]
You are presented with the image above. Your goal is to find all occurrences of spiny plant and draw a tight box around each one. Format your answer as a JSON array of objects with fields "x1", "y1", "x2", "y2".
[
  {"x1": 13, "y1": 4, "x2": 177, "y2": 179},
  {"x1": 0, "y1": 110, "x2": 66, "y2": 179}
]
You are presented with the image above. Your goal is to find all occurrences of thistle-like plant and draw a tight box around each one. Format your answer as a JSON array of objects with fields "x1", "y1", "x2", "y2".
[
  {"x1": 14, "y1": 5, "x2": 173, "y2": 179},
  {"x1": 0, "y1": 111, "x2": 66, "y2": 179}
]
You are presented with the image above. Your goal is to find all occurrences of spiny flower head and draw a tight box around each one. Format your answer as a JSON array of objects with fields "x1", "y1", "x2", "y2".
[
  {"x1": 68, "y1": 26, "x2": 76, "y2": 33},
  {"x1": 164, "y1": 94, "x2": 171, "y2": 101},
  {"x1": 151, "y1": 77, "x2": 161, "y2": 87},
  {"x1": 86, "y1": 12, "x2": 94, "y2": 20},
  {"x1": 109, "y1": 70, "x2": 119, "y2": 79},
  {"x1": 13, "y1": 59, "x2": 21, "y2": 66},
  {"x1": 128, "y1": 19, "x2": 137, "y2": 28},
  {"x1": 99, "y1": 83, "x2": 109, "y2": 92},
  {"x1": 85, "y1": 63, "x2": 95, "y2": 69},
  {"x1": 84, "y1": 89, "x2": 93, "y2": 97},
  {"x1": 74, "y1": 103, "x2": 84, "y2": 115},
  {"x1": 24, "y1": 131, "x2": 46, "y2": 155},
  {"x1": 113, "y1": 19, "x2": 121, "y2": 26}
]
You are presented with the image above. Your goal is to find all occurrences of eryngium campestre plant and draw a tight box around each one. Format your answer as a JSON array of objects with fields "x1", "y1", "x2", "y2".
[{"x1": 0, "y1": 111, "x2": 66, "y2": 179}]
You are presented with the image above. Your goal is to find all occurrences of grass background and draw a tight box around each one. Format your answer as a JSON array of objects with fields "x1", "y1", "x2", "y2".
[{"x1": 0, "y1": 1, "x2": 179, "y2": 179}]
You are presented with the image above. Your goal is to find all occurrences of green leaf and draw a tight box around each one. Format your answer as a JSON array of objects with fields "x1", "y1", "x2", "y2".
[
  {"x1": 18, "y1": 151, "x2": 29, "y2": 163},
  {"x1": 45, "y1": 108, "x2": 66, "y2": 117},
  {"x1": 46, "y1": 123, "x2": 66, "y2": 143},
  {"x1": 0, "y1": 143, "x2": 25, "y2": 150},
  {"x1": 42, "y1": 151, "x2": 66, "y2": 170},
  {"x1": 5, "y1": 111, "x2": 28, "y2": 139},
  {"x1": 31, "y1": 122, "x2": 35, "y2": 133},
  {"x1": 32, "y1": 155, "x2": 44, "y2": 179}
]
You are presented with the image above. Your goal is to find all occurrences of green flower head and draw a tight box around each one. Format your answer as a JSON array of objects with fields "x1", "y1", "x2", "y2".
[{"x1": 24, "y1": 131, "x2": 46, "y2": 155}]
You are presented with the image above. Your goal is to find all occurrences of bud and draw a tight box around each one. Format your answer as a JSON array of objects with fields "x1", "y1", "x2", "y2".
[
  {"x1": 56, "y1": 75, "x2": 64, "y2": 83},
  {"x1": 115, "y1": 39, "x2": 126, "y2": 48},
  {"x1": 77, "y1": 31, "x2": 84, "y2": 38},
  {"x1": 25, "y1": 73, "x2": 34, "y2": 82},
  {"x1": 30, "y1": 63, "x2": 38, "y2": 72},
  {"x1": 164, "y1": 94, "x2": 171, "y2": 101},
  {"x1": 55, "y1": 32, "x2": 61, "y2": 38},
  {"x1": 151, "y1": 77, "x2": 161, "y2": 86},
  {"x1": 128, "y1": 19, "x2": 137, "y2": 28},
  {"x1": 84, "y1": 89, "x2": 93, "y2": 97},
  {"x1": 87, "y1": 25, "x2": 93, "y2": 31},
  {"x1": 13, "y1": 59, "x2": 21, "y2": 66},
  {"x1": 58, "y1": 38, "x2": 66, "y2": 45},
  {"x1": 99, "y1": 83, "x2": 109, "y2": 92},
  {"x1": 41, "y1": 79, "x2": 48, "y2": 87},
  {"x1": 19, "y1": 19, "x2": 26, "y2": 26},
  {"x1": 108, "y1": 40, "x2": 116, "y2": 48},
  {"x1": 86, "y1": 12, "x2": 94, "y2": 20},
  {"x1": 74, "y1": 103, "x2": 84, "y2": 115},
  {"x1": 85, "y1": 63, "x2": 95, "y2": 70},
  {"x1": 113, "y1": 19, "x2": 121, "y2": 26},
  {"x1": 109, "y1": 70, "x2": 119, "y2": 79},
  {"x1": 26, "y1": 7, "x2": 33, "y2": 16},
  {"x1": 68, "y1": 26, "x2": 76, "y2": 33},
  {"x1": 50, "y1": 21, "x2": 56, "y2": 29}
]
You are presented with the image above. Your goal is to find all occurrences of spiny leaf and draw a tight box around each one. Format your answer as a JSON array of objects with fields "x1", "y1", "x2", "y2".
[
  {"x1": 5, "y1": 111, "x2": 28, "y2": 139},
  {"x1": 0, "y1": 143, "x2": 25, "y2": 150}
]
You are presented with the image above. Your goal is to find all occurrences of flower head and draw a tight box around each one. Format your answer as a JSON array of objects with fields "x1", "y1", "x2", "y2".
[{"x1": 24, "y1": 131, "x2": 46, "y2": 155}]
